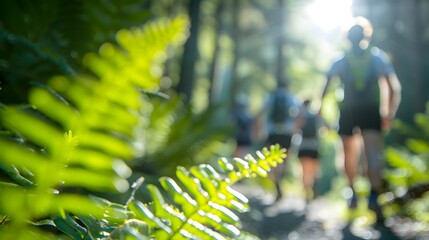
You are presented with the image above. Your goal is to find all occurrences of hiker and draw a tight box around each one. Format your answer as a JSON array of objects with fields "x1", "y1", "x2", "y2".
[
  {"x1": 231, "y1": 96, "x2": 254, "y2": 158},
  {"x1": 319, "y1": 17, "x2": 402, "y2": 220},
  {"x1": 259, "y1": 81, "x2": 302, "y2": 201},
  {"x1": 297, "y1": 99, "x2": 325, "y2": 203}
]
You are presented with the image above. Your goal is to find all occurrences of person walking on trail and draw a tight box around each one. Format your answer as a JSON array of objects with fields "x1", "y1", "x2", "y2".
[
  {"x1": 319, "y1": 17, "x2": 401, "y2": 220},
  {"x1": 259, "y1": 81, "x2": 301, "y2": 202},
  {"x1": 297, "y1": 99, "x2": 325, "y2": 203},
  {"x1": 231, "y1": 96, "x2": 254, "y2": 158}
]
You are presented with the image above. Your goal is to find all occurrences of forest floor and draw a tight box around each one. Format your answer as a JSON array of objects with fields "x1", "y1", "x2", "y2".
[{"x1": 233, "y1": 180, "x2": 429, "y2": 240}]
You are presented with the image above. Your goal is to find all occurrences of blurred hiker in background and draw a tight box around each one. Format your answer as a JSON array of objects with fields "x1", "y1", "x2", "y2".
[
  {"x1": 231, "y1": 96, "x2": 254, "y2": 158},
  {"x1": 257, "y1": 81, "x2": 302, "y2": 202},
  {"x1": 297, "y1": 99, "x2": 326, "y2": 203},
  {"x1": 320, "y1": 16, "x2": 401, "y2": 221}
]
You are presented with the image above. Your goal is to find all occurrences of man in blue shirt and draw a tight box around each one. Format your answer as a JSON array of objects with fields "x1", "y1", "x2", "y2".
[
  {"x1": 261, "y1": 81, "x2": 301, "y2": 201},
  {"x1": 320, "y1": 17, "x2": 401, "y2": 221}
]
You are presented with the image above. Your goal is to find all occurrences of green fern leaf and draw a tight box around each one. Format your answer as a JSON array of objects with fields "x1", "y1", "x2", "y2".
[
  {"x1": 127, "y1": 146, "x2": 285, "y2": 239},
  {"x1": 0, "y1": 15, "x2": 189, "y2": 239}
]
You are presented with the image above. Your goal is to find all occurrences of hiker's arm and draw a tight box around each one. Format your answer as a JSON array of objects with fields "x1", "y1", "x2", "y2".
[
  {"x1": 379, "y1": 73, "x2": 401, "y2": 130},
  {"x1": 318, "y1": 76, "x2": 333, "y2": 115},
  {"x1": 377, "y1": 49, "x2": 401, "y2": 128},
  {"x1": 386, "y1": 73, "x2": 401, "y2": 119},
  {"x1": 253, "y1": 99, "x2": 269, "y2": 141},
  {"x1": 294, "y1": 104, "x2": 306, "y2": 130},
  {"x1": 252, "y1": 114, "x2": 264, "y2": 141}
]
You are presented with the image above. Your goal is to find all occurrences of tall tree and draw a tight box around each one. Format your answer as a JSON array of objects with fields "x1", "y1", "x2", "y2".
[
  {"x1": 208, "y1": 0, "x2": 225, "y2": 105},
  {"x1": 409, "y1": 0, "x2": 424, "y2": 114},
  {"x1": 0, "y1": 0, "x2": 150, "y2": 104},
  {"x1": 228, "y1": 0, "x2": 241, "y2": 110},
  {"x1": 275, "y1": 0, "x2": 286, "y2": 85},
  {"x1": 374, "y1": 0, "x2": 425, "y2": 120},
  {"x1": 176, "y1": 0, "x2": 202, "y2": 104}
]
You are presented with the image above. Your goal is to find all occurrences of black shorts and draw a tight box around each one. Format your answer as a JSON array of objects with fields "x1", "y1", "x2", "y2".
[
  {"x1": 338, "y1": 105, "x2": 381, "y2": 136},
  {"x1": 266, "y1": 133, "x2": 293, "y2": 149},
  {"x1": 298, "y1": 149, "x2": 319, "y2": 159}
]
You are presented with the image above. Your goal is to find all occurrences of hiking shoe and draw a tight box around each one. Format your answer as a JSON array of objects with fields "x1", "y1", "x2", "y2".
[
  {"x1": 348, "y1": 191, "x2": 358, "y2": 209},
  {"x1": 342, "y1": 186, "x2": 357, "y2": 209},
  {"x1": 368, "y1": 190, "x2": 384, "y2": 223},
  {"x1": 274, "y1": 183, "x2": 283, "y2": 202}
]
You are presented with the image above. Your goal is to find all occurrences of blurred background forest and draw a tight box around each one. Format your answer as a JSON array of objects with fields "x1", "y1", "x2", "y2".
[
  {"x1": 1, "y1": 0, "x2": 429, "y2": 239},
  {"x1": 1, "y1": 0, "x2": 429, "y2": 141},
  {"x1": 1, "y1": 0, "x2": 429, "y2": 197}
]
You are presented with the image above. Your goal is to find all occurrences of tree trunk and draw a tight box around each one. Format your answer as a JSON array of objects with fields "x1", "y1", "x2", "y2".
[
  {"x1": 208, "y1": 0, "x2": 225, "y2": 105},
  {"x1": 229, "y1": 0, "x2": 241, "y2": 110},
  {"x1": 410, "y1": 0, "x2": 424, "y2": 113},
  {"x1": 176, "y1": 0, "x2": 202, "y2": 104},
  {"x1": 275, "y1": 0, "x2": 286, "y2": 85}
]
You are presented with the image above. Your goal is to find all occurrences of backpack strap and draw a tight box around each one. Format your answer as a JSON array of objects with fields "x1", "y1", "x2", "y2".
[{"x1": 344, "y1": 50, "x2": 373, "y2": 92}]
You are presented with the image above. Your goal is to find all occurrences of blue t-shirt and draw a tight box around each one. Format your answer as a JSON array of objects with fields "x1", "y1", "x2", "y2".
[
  {"x1": 299, "y1": 110, "x2": 324, "y2": 151},
  {"x1": 327, "y1": 47, "x2": 395, "y2": 109},
  {"x1": 263, "y1": 89, "x2": 300, "y2": 135}
]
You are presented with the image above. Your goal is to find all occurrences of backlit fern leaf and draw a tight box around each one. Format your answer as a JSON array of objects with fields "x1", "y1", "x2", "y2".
[
  {"x1": 0, "y1": 16, "x2": 188, "y2": 239},
  {"x1": 385, "y1": 102, "x2": 429, "y2": 187},
  {"x1": 381, "y1": 102, "x2": 429, "y2": 222},
  {"x1": 0, "y1": 12, "x2": 286, "y2": 239},
  {"x1": 126, "y1": 145, "x2": 285, "y2": 239}
]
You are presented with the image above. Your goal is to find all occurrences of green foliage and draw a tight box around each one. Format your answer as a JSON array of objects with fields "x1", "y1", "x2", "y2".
[
  {"x1": 0, "y1": 13, "x2": 286, "y2": 240},
  {"x1": 0, "y1": 15, "x2": 186, "y2": 239},
  {"x1": 136, "y1": 96, "x2": 232, "y2": 177},
  {"x1": 0, "y1": 0, "x2": 151, "y2": 104},
  {"x1": 124, "y1": 147, "x2": 284, "y2": 239},
  {"x1": 381, "y1": 102, "x2": 429, "y2": 222}
]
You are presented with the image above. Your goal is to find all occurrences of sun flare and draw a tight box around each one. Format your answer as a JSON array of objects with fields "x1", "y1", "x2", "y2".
[{"x1": 305, "y1": 0, "x2": 354, "y2": 32}]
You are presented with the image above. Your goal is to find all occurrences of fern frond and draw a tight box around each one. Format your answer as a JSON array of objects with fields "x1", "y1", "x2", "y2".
[
  {"x1": 382, "y1": 102, "x2": 429, "y2": 222},
  {"x1": 0, "y1": 11, "x2": 282, "y2": 239},
  {"x1": 136, "y1": 101, "x2": 234, "y2": 177},
  {"x1": 0, "y1": 15, "x2": 188, "y2": 239},
  {"x1": 127, "y1": 145, "x2": 285, "y2": 239}
]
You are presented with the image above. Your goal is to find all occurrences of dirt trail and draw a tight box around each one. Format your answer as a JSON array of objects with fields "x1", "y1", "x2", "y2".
[{"x1": 234, "y1": 183, "x2": 424, "y2": 240}]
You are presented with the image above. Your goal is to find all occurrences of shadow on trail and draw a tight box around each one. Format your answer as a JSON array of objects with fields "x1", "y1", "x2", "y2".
[
  {"x1": 239, "y1": 196, "x2": 306, "y2": 239},
  {"x1": 342, "y1": 223, "x2": 401, "y2": 240},
  {"x1": 236, "y1": 185, "x2": 404, "y2": 240}
]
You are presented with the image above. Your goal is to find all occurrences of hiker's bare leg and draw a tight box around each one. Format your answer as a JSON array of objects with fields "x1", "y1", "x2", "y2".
[
  {"x1": 362, "y1": 130, "x2": 384, "y2": 191},
  {"x1": 362, "y1": 130, "x2": 385, "y2": 220},
  {"x1": 341, "y1": 134, "x2": 360, "y2": 187},
  {"x1": 300, "y1": 157, "x2": 319, "y2": 200},
  {"x1": 272, "y1": 161, "x2": 284, "y2": 200}
]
